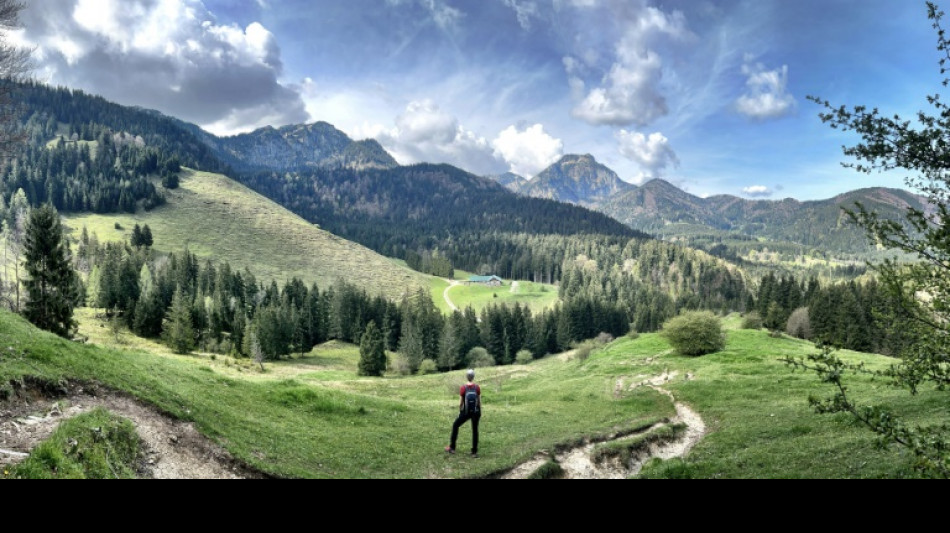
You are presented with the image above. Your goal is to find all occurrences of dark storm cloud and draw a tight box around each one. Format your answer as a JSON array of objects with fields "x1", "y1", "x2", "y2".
[{"x1": 18, "y1": 0, "x2": 309, "y2": 134}]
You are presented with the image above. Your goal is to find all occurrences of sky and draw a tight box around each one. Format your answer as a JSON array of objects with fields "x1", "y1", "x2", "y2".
[{"x1": 11, "y1": 0, "x2": 947, "y2": 200}]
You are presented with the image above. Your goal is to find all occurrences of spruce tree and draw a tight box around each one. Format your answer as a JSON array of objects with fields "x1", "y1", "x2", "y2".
[
  {"x1": 131, "y1": 224, "x2": 143, "y2": 248},
  {"x1": 358, "y1": 321, "x2": 387, "y2": 377},
  {"x1": 164, "y1": 286, "x2": 195, "y2": 354},
  {"x1": 22, "y1": 205, "x2": 77, "y2": 338},
  {"x1": 141, "y1": 225, "x2": 154, "y2": 248}
]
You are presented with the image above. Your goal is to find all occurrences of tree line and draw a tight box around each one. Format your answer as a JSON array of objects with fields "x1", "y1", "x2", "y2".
[
  {"x1": 751, "y1": 273, "x2": 912, "y2": 356},
  {"x1": 78, "y1": 226, "x2": 636, "y2": 372},
  {"x1": 0, "y1": 134, "x2": 179, "y2": 214}
]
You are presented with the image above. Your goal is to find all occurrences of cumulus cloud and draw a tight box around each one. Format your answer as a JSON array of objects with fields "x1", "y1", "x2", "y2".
[
  {"x1": 742, "y1": 185, "x2": 774, "y2": 198},
  {"x1": 358, "y1": 100, "x2": 503, "y2": 175},
  {"x1": 568, "y1": 2, "x2": 693, "y2": 127},
  {"x1": 14, "y1": 0, "x2": 308, "y2": 135},
  {"x1": 616, "y1": 130, "x2": 678, "y2": 184},
  {"x1": 357, "y1": 103, "x2": 566, "y2": 177},
  {"x1": 736, "y1": 58, "x2": 796, "y2": 120},
  {"x1": 492, "y1": 124, "x2": 564, "y2": 178}
]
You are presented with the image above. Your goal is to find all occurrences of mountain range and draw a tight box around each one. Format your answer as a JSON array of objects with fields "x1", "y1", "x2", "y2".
[
  {"x1": 172, "y1": 119, "x2": 398, "y2": 172},
  {"x1": 11, "y1": 82, "x2": 926, "y2": 261},
  {"x1": 490, "y1": 154, "x2": 928, "y2": 256}
]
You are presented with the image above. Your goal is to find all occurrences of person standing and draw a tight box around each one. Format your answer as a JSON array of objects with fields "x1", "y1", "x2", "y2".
[{"x1": 446, "y1": 369, "x2": 481, "y2": 458}]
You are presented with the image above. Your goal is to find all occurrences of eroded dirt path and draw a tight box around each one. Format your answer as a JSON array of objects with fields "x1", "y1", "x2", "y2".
[
  {"x1": 0, "y1": 383, "x2": 257, "y2": 479},
  {"x1": 502, "y1": 372, "x2": 706, "y2": 480}
]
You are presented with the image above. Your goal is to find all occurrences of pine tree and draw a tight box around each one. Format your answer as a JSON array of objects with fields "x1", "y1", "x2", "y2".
[
  {"x1": 358, "y1": 321, "x2": 387, "y2": 377},
  {"x1": 131, "y1": 224, "x2": 143, "y2": 248},
  {"x1": 141, "y1": 225, "x2": 154, "y2": 248},
  {"x1": 22, "y1": 205, "x2": 78, "y2": 337},
  {"x1": 164, "y1": 286, "x2": 195, "y2": 354},
  {"x1": 398, "y1": 319, "x2": 425, "y2": 374}
]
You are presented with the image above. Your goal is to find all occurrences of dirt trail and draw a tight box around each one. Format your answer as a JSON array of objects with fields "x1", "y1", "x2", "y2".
[
  {"x1": 0, "y1": 384, "x2": 257, "y2": 479},
  {"x1": 502, "y1": 372, "x2": 706, "y2": 480},
  {"x1": 443, "y1": 280, "x2": 460, "y2": 312}
]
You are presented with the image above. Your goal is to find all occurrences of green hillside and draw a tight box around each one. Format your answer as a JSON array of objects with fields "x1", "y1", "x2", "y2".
[
  {"x1": 62, "y1": 169, "x2": 427, "y2": 300},
  {"x1": 1, "y1": 310, "x2": 943, "y2": 479}
]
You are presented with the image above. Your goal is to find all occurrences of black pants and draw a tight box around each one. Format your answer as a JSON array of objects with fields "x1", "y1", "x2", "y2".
[{"x1": 450, "y1": 411, "x2": 481, "y2": 454}]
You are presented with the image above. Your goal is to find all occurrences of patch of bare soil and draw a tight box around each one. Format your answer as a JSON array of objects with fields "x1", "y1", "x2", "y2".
[
  {"x1": 0, "y1": 381, "x2": 260, "y2": 479},
  {"x1": 502, "y1": 372, "x2": 706, "y2": 480}
]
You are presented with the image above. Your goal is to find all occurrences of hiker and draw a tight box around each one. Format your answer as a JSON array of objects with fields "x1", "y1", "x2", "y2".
[{"x1": 446, "y1": 369, "x2": 481, "y2": 458}]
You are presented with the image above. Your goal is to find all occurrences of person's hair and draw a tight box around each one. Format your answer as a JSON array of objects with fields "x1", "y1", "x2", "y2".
[{"x1": 467, "y1": 369, "x2": 476, "y2": 381}]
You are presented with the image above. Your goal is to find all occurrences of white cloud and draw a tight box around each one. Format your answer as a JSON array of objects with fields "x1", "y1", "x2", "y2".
[
  {"x1": 492, "y1": 124, "x2": 564, "y2": 178},
  {"x1": 15, "y1": 0, "x2": 308, "y2": 135},
  {"x1": 386, "y1": 0, "x2": 463, "y2": 31},
  {"x1": 569, "y1": 3, "x2": 693, "y2": 127},
  {"x1": 742, "y1": 185, "x2": 773, "y2": 198},
  {"x1": 358, "y1": 100, "x2": 503, "y2": 175},
  {"x1": 736, "y1": 59, "x2": 796, "y2": 120},
  {"x1": 502, "y1": 0, "x2": 540, "y2": 30},
  {"x1": 616, "y1": 130, "x2": 678, "y2": 184}
]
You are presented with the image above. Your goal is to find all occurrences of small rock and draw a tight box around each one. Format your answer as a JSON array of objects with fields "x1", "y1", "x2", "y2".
[{"x1": 170, "y1": 435, "x2": 179, "y2": 444}]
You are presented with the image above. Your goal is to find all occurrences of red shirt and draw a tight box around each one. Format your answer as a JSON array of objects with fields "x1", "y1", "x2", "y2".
[{"x1": 460, "y1": 384, "x2": 481, "y2": 398}]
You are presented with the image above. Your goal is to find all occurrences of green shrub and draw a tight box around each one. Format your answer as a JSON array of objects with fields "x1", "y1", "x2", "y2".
[
  {"x1": 741, "y1": 312, "x2": 764, "y2": 330},
  {"x1": 528, "y1": 460, "x2": 565, "y2": 480},
  {"x1": 515, "y1": 350, "x2": 534, "y2": 365},
  {"x1": 574, "y1": 341, "x2": 596, "y2": 361},
  {"x1": 468, "y1": 347, "x2": 495, "y2": 368},
  {"x1": 661, "y1": 311, "x2": 726, "y2": 357},
  {"x1": 418, "y1": 359, "x2": 438, "y2": 376},
  {"x1": 627, "y1": 325, "x2": 641, "y2": 340},
  {"x1": 595, "y1": 332, "x2": 615, "y2": 345}
]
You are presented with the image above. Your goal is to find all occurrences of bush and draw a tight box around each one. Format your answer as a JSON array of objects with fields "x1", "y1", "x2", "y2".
[
  {"x1": 528, "y1": 460, "x2": 565, "y2": 480},
  {"x1": 742, "y1": 312, "x2": 764, "y2": 330},
  {"x1": 417, "y1": 359, "x2": 438, "y2": 376},
  {"x1": 627, "y1": 324, "x2": 640, "y2": 340},
  {"x1": 786, "y1": 307, "x2": 812, "y2": 340},
  {"x1": 394, "y1": 354, "x2": 413, "y2": 376},
  {"x1": 468, "y1": 347, "x2": 495, "y2": 369},
  {"x1": 515, "y1": 350, "x2": 534, "y2": 365},
  {"x1": 661, "y1": 311, "x2": 726, "y2": 357},
  {"x1": 574, "y1": 341, "x2": 596, "y2": 361},
  {"x1": 595, "y1": 332, "x2": 615, "y2": 345}
]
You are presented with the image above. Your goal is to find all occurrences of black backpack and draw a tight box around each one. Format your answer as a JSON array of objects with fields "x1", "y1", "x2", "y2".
[{"x1": 464, "y1": 384, "x2": 480, "y2": 414}]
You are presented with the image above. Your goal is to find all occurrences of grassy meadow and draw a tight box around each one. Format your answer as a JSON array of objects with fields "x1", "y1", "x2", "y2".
[
  {"x1": 62, "y1": 170, "x2": 427, "y2": 300},
  {"x1": 446, "y1": 280, "x2": 559, "y2": 314},
  {"x1": 2, "y1": 310, "x2": 944, "y2": 478}
]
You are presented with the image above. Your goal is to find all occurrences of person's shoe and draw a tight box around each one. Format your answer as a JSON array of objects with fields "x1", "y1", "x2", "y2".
[
  {"x1": 471, "y1": 453, "x2": 479, "y2": 459},
  {"x1": 445, "y1": 447, "x2": 456, "y2": 455}
]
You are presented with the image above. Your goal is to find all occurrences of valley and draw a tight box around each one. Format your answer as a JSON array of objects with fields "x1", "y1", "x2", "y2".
[
  {"x1": 0, "y1": 18, "x2": 946, "y2": 479},
  {"x1": 2, "y1": 311, "x2": 942, "y2": 479}
]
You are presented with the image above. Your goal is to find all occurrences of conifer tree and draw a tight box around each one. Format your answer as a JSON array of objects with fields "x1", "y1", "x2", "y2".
[
  {"x1": 22, "y1": 205, "x2": 78, "y2": 337},
  {"x1": 141, "y1": 225, "x2": 154, "y2": 248},
  {"x1": 164, "y1": 286, "x2": 195, "y2": 354},
  {"x1": 358, "y1": 321, "x2": 387, "y2": 377}
]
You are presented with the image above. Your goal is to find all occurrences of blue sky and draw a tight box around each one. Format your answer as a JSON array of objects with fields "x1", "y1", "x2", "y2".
[{"x1": 13, "y1": 0, "x2": 946, "y2": 199}]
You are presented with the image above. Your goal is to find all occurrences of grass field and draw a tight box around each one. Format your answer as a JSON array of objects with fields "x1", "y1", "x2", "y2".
[
  {"x1": 2, "y1": 309, "x2": 945, "y2": 478},
  {"x1": 62, "y1": 170, "x2": 427, "y2": 300},
  {"x1": 446, "y1": 280, "x2": 559, "y2": 314},
  {"x1": 387, "y1": 259, "x2": 561, "y2": 315},
  {"x1": 8, "y1": 409, "x2": 141, "y2": 480}
]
